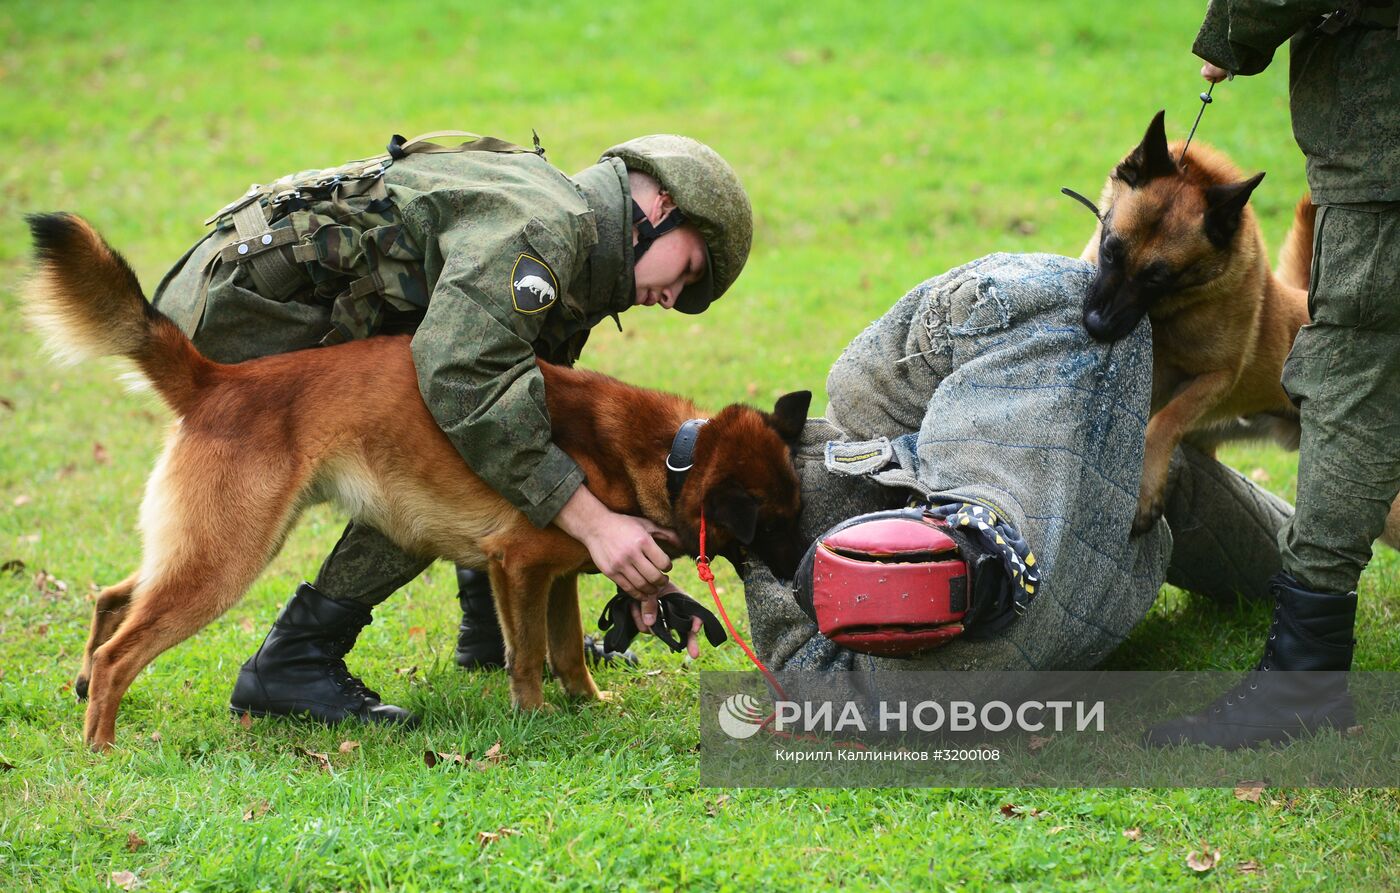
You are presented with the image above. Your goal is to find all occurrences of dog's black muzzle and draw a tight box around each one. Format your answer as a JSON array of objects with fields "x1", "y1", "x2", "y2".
[{"x1": 1083, "y1": 272, "x2": 1148, "y2": 343}]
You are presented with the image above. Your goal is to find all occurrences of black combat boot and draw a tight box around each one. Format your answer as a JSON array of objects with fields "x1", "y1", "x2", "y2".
[
  {"x1": 455, "y1": 567, "x2": 507, "y2": 669},
  {"x1": 455, "y1": 567, "x2": 639, "y2": 668},
  {"x1": 1144, "y1": 573, "x2": 1356, "y2": 750},
  {"x1": 230, "y1": 583, "x2": 417, "y2": 726}
]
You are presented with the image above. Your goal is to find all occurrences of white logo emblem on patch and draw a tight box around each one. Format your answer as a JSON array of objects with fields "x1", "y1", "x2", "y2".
[
  {"x1": 511, "y1": 254, "x2": 559, "y2": 313},
  {"x1": 513, "y1": 275, "x2": 555, "y2": 303},
  {"x1": 717, "y1": 692, "x2": 768, "y2": 740}
]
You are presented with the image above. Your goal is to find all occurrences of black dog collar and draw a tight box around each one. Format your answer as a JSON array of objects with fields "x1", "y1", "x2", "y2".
[{"x1": 666, "y1": 418, "x2": 708, "y2": 502}]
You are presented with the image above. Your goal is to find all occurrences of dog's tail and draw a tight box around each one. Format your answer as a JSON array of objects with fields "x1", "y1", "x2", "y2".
[
  {"x1": 1276, "y1": 193, "x2": 1315, "y2": 292},
  {"x1": 24, "y1": 213, "x2": 214, "y2": 417}
]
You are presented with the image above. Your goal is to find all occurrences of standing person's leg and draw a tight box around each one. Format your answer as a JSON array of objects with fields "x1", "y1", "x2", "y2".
[
  {"x1": 1150, "y1": 202, "x2": 1400, "y2": 748},
  {"x1": 455, "y1": 568, "x2": 640, "y2": 669},
  {"x1": 1280, "y1": 203, "x2": 1400, "y2": 596},
  {"x1": 230, "y1": 522, "x2": 430, "y2": 724}
]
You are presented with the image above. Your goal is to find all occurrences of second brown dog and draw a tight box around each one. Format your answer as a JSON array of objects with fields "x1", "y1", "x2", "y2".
[{"x1": 1077, "y1": 110, "x2": 1313, "y2": 535}]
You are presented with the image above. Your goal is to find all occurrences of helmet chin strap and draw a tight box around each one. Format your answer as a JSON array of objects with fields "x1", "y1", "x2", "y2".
[{"x1": 631, "y1": 200, "x2": 686, "y2": 262}]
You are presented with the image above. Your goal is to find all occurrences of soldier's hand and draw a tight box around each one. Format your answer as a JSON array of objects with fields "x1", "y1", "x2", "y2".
[
  {"x1": 585, "y1": 513, "x2": 675, "y2": 598},
  {"x1": 1200, "y1": 62, "x2": 1230, "y2": 83},
  {"x1": 629, "y1": 580, "x2": 705, "y2": 658},
  {"x1": 556, "y1": 486, "x2": 677, "y2": 598}
]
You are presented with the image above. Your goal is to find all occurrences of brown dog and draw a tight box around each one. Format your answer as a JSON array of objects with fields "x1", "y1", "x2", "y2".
[
  {"x1": 1076, "y1": 111, "x2": 1313, "y2": 535},
  {"x1": 24, "y1": 213, "x2": 810, "y2": 751}
]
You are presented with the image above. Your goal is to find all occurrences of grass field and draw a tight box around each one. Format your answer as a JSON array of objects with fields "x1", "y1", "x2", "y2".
[{"x1": 3, "y1": 1, "x2": 1398, "y2": 890}]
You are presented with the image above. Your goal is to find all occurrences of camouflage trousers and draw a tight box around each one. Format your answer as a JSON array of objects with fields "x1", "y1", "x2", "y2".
[
  {"x1": 1280, "y1": 201, "x2": 1400, "y2": 594},
  {"x1": 152, "y1": 233, "x2": 437, "y2": 606}
]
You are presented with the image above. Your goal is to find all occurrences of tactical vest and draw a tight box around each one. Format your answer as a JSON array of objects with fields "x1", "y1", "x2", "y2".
[{"x1": 203, "y1": 131, "x2": 544, "y2": 344}]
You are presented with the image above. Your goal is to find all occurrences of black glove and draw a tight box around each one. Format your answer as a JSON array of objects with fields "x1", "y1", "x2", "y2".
[{"x1": 597, "y1": 588, "x2": 728, "y2": 654}]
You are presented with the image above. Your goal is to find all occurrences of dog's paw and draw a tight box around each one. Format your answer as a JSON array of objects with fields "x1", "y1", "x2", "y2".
[
  {"x1": 1131, "y1": 499, "x2": 1164, "y2": 537},
  {"x1": 511, "y1": 696, "x2": 555, "y2": 713}
]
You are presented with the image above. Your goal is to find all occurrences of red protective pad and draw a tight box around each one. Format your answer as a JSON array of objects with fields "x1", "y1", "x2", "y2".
[{"x1": 811, "y1": 517, "x2": 969, "y2": 657}]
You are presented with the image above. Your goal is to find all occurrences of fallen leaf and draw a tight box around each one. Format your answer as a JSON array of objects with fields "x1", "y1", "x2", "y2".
[
  {"x1": 110, "y1": 870, "x2": 138, "y2": 890},
  {"x1": 126, "y1": 832, "x2": 146, "y2": 852},
  {"x1": 338, "y1": 740, "x2": 360, "y2": 754},
  {"x1": 644, "y1": 669, "x2": 664, "y2": 677},
  {"x1": 33, "y1": 571, "x2": 67, "y2": 596},
  {"x1": 1346, "y1": 724, "x2": 1364, "y2": 738},
  {"x1": 243, "y1": 800, "x2": 270, "y2": 821},
  {"x1": 56, "y1": 462, "x2": 77, "y2": 479},
  {"x1": 1238, "y1": 860, "x2": 1263, "y2": 875},
  {"x1": 149, "y1": 732, "x2": 161, "y2": 743},
  {"x1": 239, "y1": 616, "x2": 255, "y2": 634},
  {"x1": 407, "y1": 626, "x2": 425, "y2": 638},
  {"x1": 476, "y1": 827, "x2": 519, "y2": 847},
  {"x1": 1, "y1": 559, "x2": 25, "y2": 577},
  {"x1": 19, "y1": 533, "x2": 40, "y2": 545},
  {"x1": 395, "y1": 665, "x2": 418, "y2": 677},
  {"x1": 298, "y1": 747, "x2": 332, "y2": 773},
  {"x1": 13, "y1": 494, "x2": 31, "y2": 507},
  {"x1": 1234, "y1": 781, "x2": 1265, "y2": 803},
  {"x1": 0, "y1": 396, "x2": 13, "y2": 411},
  {"x1": 1047, "y1": 825, "x2": 1067, "y2": 834},
  {"x1": 237, "y1": 712, "x2": 253, "y2": 730},
  {"x1": 0, "y1": 760, "x2": 15, "y2": 772},
  {"x1": 1187, "y1": 844, "x2": 1221, "y2": 873},
  {"x1": 480, "y1": 740, "x2": 503, "y2": 764},
  {"x1": 1123, "y1": 827, "x2": 1142, "y2": 841},
  {"x1": 93, "y1": 442, "x2": 110, "y2": 464},
  {"x1": 706, "y1": 794, "x2": 731, "y2": 817},
  {"x1": 999, "y1": 804, "x2": 1044, "y2": 819},
  {"x1": 424, "y1": 750, "x2": 468, "y2": 768},
  {"x1": 1028, "y1": 734, "x2": 1054, "y2": 753},
  {"x1": 1006, "y1": 217, "x2": 1038, "y2": 236},
  {"x1": 1248, "y1": 467, "x2": 1271, "y2": 483}
]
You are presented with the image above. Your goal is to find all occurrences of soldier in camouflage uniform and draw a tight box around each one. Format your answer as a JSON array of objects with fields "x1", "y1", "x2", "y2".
[
  {"x1": 150, "y1": 131, "x2": 752, "y2": 726},
  {"x1": 1148, "y1": 0, "x2": 1400, "y2": 748}
]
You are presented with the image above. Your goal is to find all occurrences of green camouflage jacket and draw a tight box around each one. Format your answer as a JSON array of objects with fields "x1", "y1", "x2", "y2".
[
  {"x1": 385, "y1": 151, "x2": 635, "y2": 527},
  {"x1": 179, "y1": 141, "x2": 637, "y2": 528},
  {"x1": 1193, "y1": 0, "x2": 1400, "y2": 203}
]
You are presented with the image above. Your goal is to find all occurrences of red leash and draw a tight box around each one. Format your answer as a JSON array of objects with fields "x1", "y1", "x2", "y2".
[
  {"x1": 695, "y1": 513, "x2": 866, "y2": 749},
  {"x1": 696, "y1": 512, "x2": 787, "y2": 701}
]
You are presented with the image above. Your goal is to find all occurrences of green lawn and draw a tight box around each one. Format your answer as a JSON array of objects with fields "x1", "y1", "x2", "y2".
[{"x1": 2, "y1": 1, "x2": 1397, "y2": 890}]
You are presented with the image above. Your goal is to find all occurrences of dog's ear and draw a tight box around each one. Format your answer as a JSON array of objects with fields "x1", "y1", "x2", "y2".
[
  {"x1": 1114, "y1": 110, "x2": 1177, "y2": 188},
  {"x1": 705, "y1": 479, "x2": 758, "y2": 545},
  {"x1": 768, "y1": 391, "x2": 812, "y2": 444},
  {"x1": 1203, "y1": 171, "x2": 1266, "y2": 248}
]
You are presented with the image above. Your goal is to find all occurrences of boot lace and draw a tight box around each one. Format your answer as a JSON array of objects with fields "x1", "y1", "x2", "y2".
[
  {"x1": 1213, "y1": 603, "x2": 1281, "y2": 713},
  {"x1": 324, "y1": 631, "x2": 380, "y2": 703}
]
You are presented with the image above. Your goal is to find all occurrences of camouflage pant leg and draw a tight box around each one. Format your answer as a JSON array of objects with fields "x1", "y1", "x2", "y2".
[
  {"x1": 1280, "y1": 202, "x2": 1400, "y2": 594},
  {"x1": 150, "y1": 227, "x2": 330, "y2": 364},
  {"x1": 314, "y1": 521, "x2": 434, "y2": 607},
  {"x1": 1162, "y1": 444, "x2": 1292, "y2": 603}
]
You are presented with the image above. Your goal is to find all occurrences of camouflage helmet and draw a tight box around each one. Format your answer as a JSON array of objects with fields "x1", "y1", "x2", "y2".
[{"x1": 601, "y1": 134, "x2": 752, "y2": 314}]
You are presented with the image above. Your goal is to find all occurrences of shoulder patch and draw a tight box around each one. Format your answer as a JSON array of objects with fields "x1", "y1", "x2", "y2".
[{"x1": 511, "y1": 254, "x2": 559, "y2": 314}]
